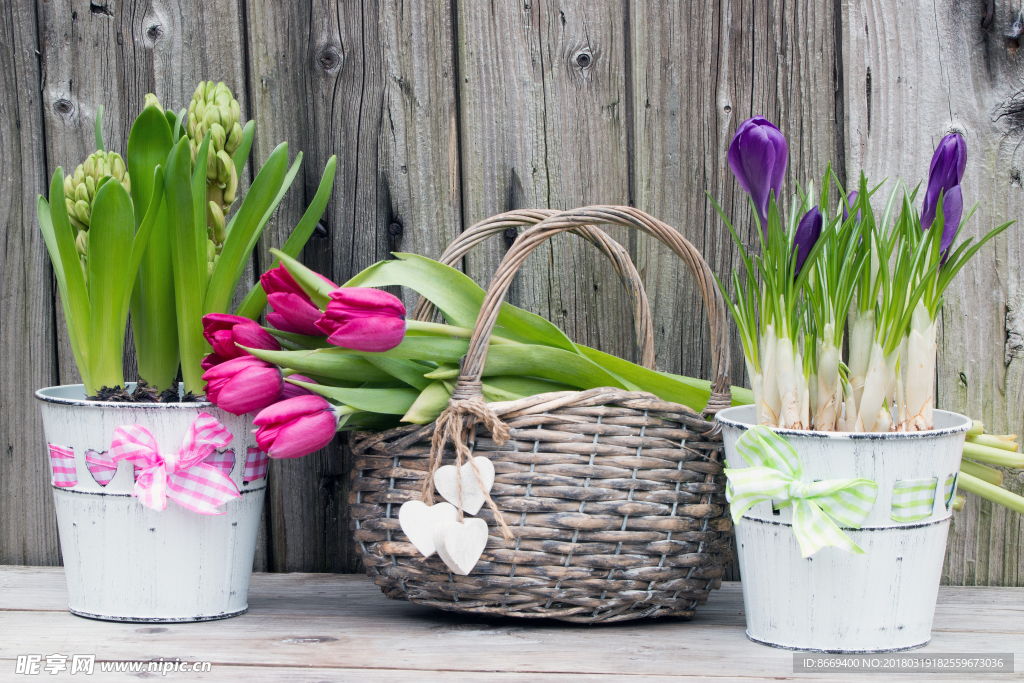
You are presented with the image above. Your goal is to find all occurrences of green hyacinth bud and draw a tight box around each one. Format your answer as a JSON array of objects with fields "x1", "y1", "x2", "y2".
[
  {"x1": 207, "y1": 201, "x2": 226, "y2": 247},
  {"x1": 75, "y1": 229, "x2": 89, "y2": 257},
  {"x1": 186, "y1": 80, "x2": 246, "y2": 237},
  {"x1": 144, "y1": 93, "x2": 162, "y2": 110},
  {"x1": 63, "y1": 150, "x2": 131, "y2": 232}
]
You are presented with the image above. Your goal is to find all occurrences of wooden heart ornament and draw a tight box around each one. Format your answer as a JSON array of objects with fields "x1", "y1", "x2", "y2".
[
  {"x1": 433, "y1": 456, "x2": 495, "y2": 515},
  {"x1": 433, "y1": 517, "x2": 489, "y2": 575},
  {"x1": 398, "y1": 501, "x2": 459, "y2": 558}
]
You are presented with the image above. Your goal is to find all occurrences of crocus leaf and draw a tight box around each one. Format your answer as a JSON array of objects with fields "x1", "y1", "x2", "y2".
[
  {"x1": 205, "y1": 142, "x2": 289, "y2": 315},
  {"x1": 87, "y1": 179, "x2": 136, "y2": 389},
  {"x1": 165, "y1": 137, "x2": 207, "y2": 392},
  {"x1": 235, "y1": 155, "x2": 338, "y2": 319},
  {"x1": 345, "y1": 254, "x2": 576, "y2": 351},
  {"x1": 402, "y1": 380, "x2": 451, "y2": 423},
  {"x1": 286, "y1": 380, "x2": 420, "y2": 415}
]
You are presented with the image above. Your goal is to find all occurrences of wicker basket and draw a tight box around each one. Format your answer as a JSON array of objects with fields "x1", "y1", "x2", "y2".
[{"x1": 350, "y1": 206, "x2": 733, "y2": 623}]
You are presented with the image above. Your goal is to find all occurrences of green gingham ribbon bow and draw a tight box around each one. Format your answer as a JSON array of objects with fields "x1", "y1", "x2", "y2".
[{"x1": 725, "y1": 426, "x2": 879, "y2": 558}]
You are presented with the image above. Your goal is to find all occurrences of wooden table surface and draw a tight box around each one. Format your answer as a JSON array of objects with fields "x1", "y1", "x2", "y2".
[{"x1": 0, "y1": 566, "x2": 1020, "y2": 681}]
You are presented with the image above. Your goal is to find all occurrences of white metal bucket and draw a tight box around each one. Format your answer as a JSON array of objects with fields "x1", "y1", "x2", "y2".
[
  {"x1": 716, "y1": 406, "x2": 969, "y2": 652},
  {"x1": 36, "y1": 384, "x2": 267, "y2": 622}
]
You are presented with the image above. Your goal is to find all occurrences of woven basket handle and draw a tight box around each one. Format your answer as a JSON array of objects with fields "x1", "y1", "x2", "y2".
[
  {"x1": 453, "y1": 205, "x2": 731, "y2": 414},
  {"x1": 414, "y1": 209, "x2": 656, "y2": 369}
]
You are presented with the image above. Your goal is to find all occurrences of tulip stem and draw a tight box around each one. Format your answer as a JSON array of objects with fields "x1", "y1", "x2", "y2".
[{"x1": 405, "y1": 320, "x2": 520, "y2": 345}]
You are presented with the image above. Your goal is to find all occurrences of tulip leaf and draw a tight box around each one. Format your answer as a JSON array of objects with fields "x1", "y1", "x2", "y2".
[
  {"x1": 264, "y1": 327, "x2": 332, "y2": 349},
  {"x1": 165, "y1": 137, "x2": 207, "y2": 393},
  {"x1": 578, "y1": 345, "x2": 711, "y2": 413},
  {"x1": 235, "y1": 155, "x2": 338, "y2": 319},
  {"x1": 483, "y1": 376, "x2": 575, "y2": 398},
  {"x1": 205, "y1": 142, "x2": 289, "y2": 315},
  {"x1": 402, "y1": 380, "x2": 451, "y2": 423},
  {"x1": 423, "y1": 363, "x2": 459, "y2": 380},
  {"x1": 345, "y1": 254, "x2": 576, "y2": 351},
  {"x1": 363, "y1": 356, "x2": 432, "y2": 390},
  {"x1": 482, "y1": 345, "x2": 624, "y2": 390},
  {"x1": 37, "y1": 195, "x2": 91, "y2": 393},
  {"x1": 232, "y1": 120, "x2": 255, "y2": 181},
  {"x1": 87, "y1": 179, "x2": 136, "y2": 389},
  {"x1": 270, "y1": 249, "x2": 333, "y2": 309},
  {"x1": 286, "y1": 380, "x2": 419, "y2": 415},
  {"x1": 243, "y1": 346, "x2": 394, "y2": 382}
]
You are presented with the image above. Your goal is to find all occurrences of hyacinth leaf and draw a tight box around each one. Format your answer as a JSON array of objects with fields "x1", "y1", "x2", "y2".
[
  {"x1": 264, "y1": 327, "x2": 332, "y2": 349},
  {"x1": 402, "y1": 380, "x2": 451, "y2": 423},
  {"x1": 243, "y1": 346, "x2": 394, "y2": 382},
  {"x1": 286, "y1": 379, "x2": 420, "y2": 415},
  {"x1": 121, "y1": 167, "x2": 165, "y2": 339},
  {"x1": 128, "y1": 104, "x2": 178, "y2": 389},
  {"x1": 45, "y1": 169, "x2": 93, "y2": 385},
  {"x1": 205, "y1": 142, "x2": 290, "y2": 315},
  {"x1": 345, "y1": 254, "x2": 576, "y2": 351},
  {"x1": 87, "y1": 180, "x2": 136, "y2": 389},
  {"x1": 270, "y1": 249, "x2": 334, "y2": 308},
  {"x1": 191, "y1": 131, "x2": 212, "y2": 304},
  {"x1": 94, "y1": 104, "x2": 105, "y2": 152},
  {"x1": 232, "y1": 120, "x2": 255, "y2": 181},
  {"x1": 172, "y1": 108, "x2": 187, "y2": 144},
  {"x1": 235, "y1": 155, "x2": 338, "y2": 319},
  {"x1": 165, "y1": 137, "x2": 207, "y2": 392},
  {"x1": 37, "y1": 195, "x2": 91, "y2": 393},
  {"x1": 363, "y1": 356, "x2": 432, "y2": 390}
]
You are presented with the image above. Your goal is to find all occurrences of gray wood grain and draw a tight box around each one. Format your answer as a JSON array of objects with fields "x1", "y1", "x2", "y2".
[
  {"x1": 456, "y1": 1, "x2": 635, "y2": 363},
  {"x1": 0, "y1": 568, "x2": 1020, "y2": 681},
  {"x1": 842, "y1": 0, "x2": 1024, "y2": 587},
  {"x1": 0, "y1": 0, "x2": 61, "y2": 565}
]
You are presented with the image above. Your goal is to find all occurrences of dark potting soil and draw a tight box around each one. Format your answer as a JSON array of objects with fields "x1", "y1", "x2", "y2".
[{"x1": 87, "y1": 380, "x2": 203, "y2": 403}]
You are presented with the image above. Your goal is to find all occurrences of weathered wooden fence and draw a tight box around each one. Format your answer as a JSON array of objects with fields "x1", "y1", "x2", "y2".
[{"x1": 1, "y1": 0, "x2": 1021, "y2": 585}]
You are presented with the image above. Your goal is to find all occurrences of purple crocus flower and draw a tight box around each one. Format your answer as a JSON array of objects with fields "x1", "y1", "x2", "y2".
[
  {"x1": 921, "y1": 133, "x2": 966, "y2": 256},
  {"x1": 728, "y1": 117, "x2": 788, "y2": 235},
  {"x1": 843, "y1": 190, "x2": 860, "y2": 224},
  {"x1": 793, "y1": 206, "x2": 823, "y2": 275}
]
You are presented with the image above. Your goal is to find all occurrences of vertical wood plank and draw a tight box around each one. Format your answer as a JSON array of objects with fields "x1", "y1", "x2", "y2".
[
  {"x1": 0, "y1": 0, "x2": 61, "y2": 565},
  {"x1": 844, "y1": 0, "x2": 1023, "y2": 587},
  {"x1": 456, "y1": 0, "x2": 634, "y2": 361},
  {"x1": 245, "y1": 0, "x2": 461, "y2": 571}
]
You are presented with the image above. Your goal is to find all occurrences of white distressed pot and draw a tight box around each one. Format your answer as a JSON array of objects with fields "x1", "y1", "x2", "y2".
[
  {"x1": 716, "y1": 406, "x2": 969, "y2": 653},
  {"x1": 36, "y1": 384, "x2": 267, "y2": 622}
]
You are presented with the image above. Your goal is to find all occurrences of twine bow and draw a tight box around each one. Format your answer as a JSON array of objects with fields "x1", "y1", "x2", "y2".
[
  {"x1": 422, "y1": 383, "x2": 513, "y2": 540},
  {"x1": 95, "y1": 413, "x2": 239, "y2": 515},
  {"x1": 725, "y1": 425, "x2": 878, "y2": 557}
]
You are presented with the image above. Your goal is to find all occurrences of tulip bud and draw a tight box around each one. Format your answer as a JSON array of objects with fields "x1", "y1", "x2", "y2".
[
  {"x1": 203, "y1": 356, "x2": 286, "y2": 416},
  {"x1": 253, "y1": 395, "x2": 340, "y2": 459},
  {"x1": 202, "y1": 313, "x2": 281, "y2": 361},
  {"x1": 315, "y1": 288, "x2": 407, "y2": 352}
]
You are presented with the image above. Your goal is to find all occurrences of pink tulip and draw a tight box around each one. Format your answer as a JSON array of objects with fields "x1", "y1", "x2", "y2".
[
  {"x1": 262, "y1": 264, "x2": 336, "y2": 336},
  {"x1": 281, "y1": 374, "x2": 317, "y2": 400},
  {"x1": 315, "y1": 288, "x2": 406, "y2": 352},
  {"x1": 202, "y1": 313, "x2": 280, "y2": 361},
  {"x1": 253, "y1": 395, "x2": 339, "y2": 459},
  {"x1": 203, "y1": 356, "x2": 284, "y2": 415}
]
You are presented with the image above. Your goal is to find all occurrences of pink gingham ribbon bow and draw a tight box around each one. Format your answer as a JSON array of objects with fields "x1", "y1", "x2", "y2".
[{"x1": 109, "y1": 413, "x2": 239, "y2": 515}]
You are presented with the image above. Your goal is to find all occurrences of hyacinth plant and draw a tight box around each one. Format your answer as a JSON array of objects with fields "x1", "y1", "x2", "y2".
[{"x1": 37, "y1": 83, "x2": 337, "y2": 398}]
